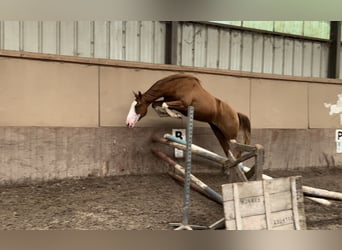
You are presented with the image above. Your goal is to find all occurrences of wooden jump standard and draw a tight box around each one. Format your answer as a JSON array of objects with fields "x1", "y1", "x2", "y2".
[{"x1": 153, "y1": 134, "x2": 341, "y2": 205}]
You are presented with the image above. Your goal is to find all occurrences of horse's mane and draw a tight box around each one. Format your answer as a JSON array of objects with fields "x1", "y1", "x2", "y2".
[
  {"x1": 141, "y1": 74, "x2": 201, "y2": 101},
  {"x1": 153, "y1": 74, "x2": 201, "y2": 87}
]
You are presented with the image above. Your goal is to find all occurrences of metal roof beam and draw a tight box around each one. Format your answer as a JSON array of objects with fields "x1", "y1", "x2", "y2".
[{"x1": 328, "y1": 21, "x2": 341, "y2": 79}]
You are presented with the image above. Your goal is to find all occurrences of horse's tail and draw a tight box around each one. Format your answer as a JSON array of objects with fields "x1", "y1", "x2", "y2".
[{"x1": 237, "y1": 112, "x2": 251, "y2": 145}]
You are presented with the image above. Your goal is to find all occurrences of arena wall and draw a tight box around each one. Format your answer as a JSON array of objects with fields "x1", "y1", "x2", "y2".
[{"x1": 1, "y1": 52, "x2": 342, "y2": 184}]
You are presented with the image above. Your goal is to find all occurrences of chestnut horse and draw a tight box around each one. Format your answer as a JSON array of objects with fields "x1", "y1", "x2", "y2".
[{"x1": 126, "y1": 74, "x2": 251, "y2": 157}]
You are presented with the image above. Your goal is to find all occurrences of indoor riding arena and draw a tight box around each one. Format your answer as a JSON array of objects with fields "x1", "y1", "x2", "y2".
[{"x1": 0, "y1": 21, "x2": 342, "y2": 230}]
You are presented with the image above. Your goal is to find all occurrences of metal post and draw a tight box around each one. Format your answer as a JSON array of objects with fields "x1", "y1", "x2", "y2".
[
  {"x1": 169, "y1": 106, "x2": 207, "y2": 230},
  {"x1": 328, "y1": 21, "x2": 341, "y2": 79},
  {"x1": 182, "y1": 105, "x2": 194, "y2": 225}
]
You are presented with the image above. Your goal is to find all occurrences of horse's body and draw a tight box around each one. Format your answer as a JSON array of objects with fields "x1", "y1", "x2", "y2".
[{"x1": 126, "y1": 74, "x2": 251, "y2": 157}]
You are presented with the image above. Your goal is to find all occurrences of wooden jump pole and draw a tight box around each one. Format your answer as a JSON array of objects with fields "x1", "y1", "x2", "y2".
[{"x1": 159, "y1": 134, "x2": 334, "y2": 206}]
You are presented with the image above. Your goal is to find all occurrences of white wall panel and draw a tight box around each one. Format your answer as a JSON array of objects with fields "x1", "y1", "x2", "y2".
[
  {"x1": 59, "y1": 21, "x2": 75, "y2": 56},
  {"x1": 109, "y1": 21, "x2": 124, "y2": 60},
  {"x1": 76, "y1": 21, "x2": 92, "y2": 57},
  {"x1": 206, "y1": 27, "x2": 219, "y2": 68},
  {"x1": 283, "y1": 38, "x2": 294, "y2": 75},
  {"x1": 193, "y1": 24, "x2": 206, "y2": 67},
  {"x1": 230, "y1": 30, "x2": 242, "y2": 70},
  {"x1": 218, "y1": 29, "x2": 230, "y2": 69},
  {"x1": 320, "y1": 44, "x2": 329, "y2": 78},
  {"x1": 241, "y1": 32, "x2": 252, "y2": 72},
  {"x1": 42, "y1": 21, "x2": 58, "y2": 54},
  {"x1": 153, "y1": 22, "x2": 166, "y2": 63},
  {"x1": 140, "y1": 21, "x2": 154, "y2": 63},
  {"x1": 293, "y1": 40, "x2": 303, "y2": 76},
  {"x1": 252, "y1": 33, "x2": 263, "y2": 73},
  {"x1": 273, "y1": 37, "x2": 284, "y2": 75},
  {"x1": 262, "y1": 35, "x2": 273, "y2": 74},
  {"x1": 94, "y1": 21, "x2": 109, "y2": 59},
  {"x1": 311, "y1": 42, "x2": 322, "y2": 78},
  {"x1": 23, "y1": 21, "x2": 39, "y2": 53},
  {"x1": 180, "y1": 22, "x2": 194, "y2": 66},
  {"x1": 3, "y1": 21, "x2": 20, "y2": 51},
  {"x1": 302, "y1": 41, "x2": 313, "y2": 77}
]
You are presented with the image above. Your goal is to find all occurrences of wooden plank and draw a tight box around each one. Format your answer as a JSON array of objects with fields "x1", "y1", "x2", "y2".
[
  {"x1": 23, "y1": 21, "x2": 39, "y2": 53},
  {"x1": 110, "y1": 21, "x2": 124, "y2": 60},
  {"x1": 273, "y1": 36, "x2": 284, "y2": 75},
  {"x1": 3, "y1": 21, "x2": 20, "y2": 51},
  {"x1": 235, "y1": 181, "x2": 264, "y2": 198},
  {"x1": 225, "y1": 219, "x2": 237, "y2": 230},
  {"x1": 263, "y1": 180, "x2": 272, "y2": 229},
  {"x1": 271, "y1": 210, "x2": 294, "y2": 229},
  {"x1": 42, "y1": 21, "x2": 57, "y2": 54},
  {"x1": 241, "y1": 32, "x2": 253, "y2": 72},
  {"x1": 94, "y1": 21, "x2": 109, "y2": 59},
  {"x1": 252, "y1": 33, "x2": 263, "y2": 73},
  {"x1": 303, "y1": 41, "x2": 313, "y2": 77},
  {"x1": 242, "y1": 214, "x2": 267, "y2": 230},
  {"x1": 270, "y1": 192, "x2": 292, "y2": 212},
  {"x1": 230, "y1": 30, "x2": 242, "y2": 70},
  {"x1": 283, "y1": 38, "x2": 294, "y2": 75},
  {"x1": 291, "y1": 177, "x2": 300, "y2": 230},
  {"x1": 60, "y1": 21, "x2": 75, "y2": 56},
  {"x1": 218, "y1": 29, "x2": 230, "y2": 70},
  {"x1": 233, "y1": 183, "x2": 242, "y2": 230},
  {"x1": 266, "y1": 177, "x2": 291, "y2": 193},
  {"x1": 206, "y1": 26, "x2": 219, "y2": 68},
  {"x1": 193, "y1": 24, "x2": 206, "y2": 68}
]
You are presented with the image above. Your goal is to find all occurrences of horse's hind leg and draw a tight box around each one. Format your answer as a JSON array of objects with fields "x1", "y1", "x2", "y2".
[{"x1": 209, "y1": 123, "x2": 229, "y2": 157}]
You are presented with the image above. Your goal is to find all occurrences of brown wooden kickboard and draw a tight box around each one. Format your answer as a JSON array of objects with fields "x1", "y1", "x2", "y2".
[{"x1": 222, "y1": 176, "x2": 306, "y2": 230}]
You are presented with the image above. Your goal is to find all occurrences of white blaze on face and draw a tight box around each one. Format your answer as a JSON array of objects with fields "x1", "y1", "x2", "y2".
[{"x1": 126, "y1": 101, "x2": 141, "y2": 128}]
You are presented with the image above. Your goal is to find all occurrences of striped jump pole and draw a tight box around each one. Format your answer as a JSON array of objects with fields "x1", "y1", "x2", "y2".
[{"x1": 152, "y1": 149, "x2": 223, "y2": 204}]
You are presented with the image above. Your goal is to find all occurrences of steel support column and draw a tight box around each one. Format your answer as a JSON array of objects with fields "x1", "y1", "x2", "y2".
[{"x1": 328, "y1": 21, "x2": 341, "y2": 79}]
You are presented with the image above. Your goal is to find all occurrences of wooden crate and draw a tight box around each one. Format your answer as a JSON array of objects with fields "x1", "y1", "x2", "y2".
[{"x1": 222, "y1": 176, "x2": 306, "y2": 230}]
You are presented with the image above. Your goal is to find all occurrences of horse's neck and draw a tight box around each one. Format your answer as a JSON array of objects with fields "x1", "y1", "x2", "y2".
[{"x1": 141, "y1": 85, "x2": 166, "y2": 104}]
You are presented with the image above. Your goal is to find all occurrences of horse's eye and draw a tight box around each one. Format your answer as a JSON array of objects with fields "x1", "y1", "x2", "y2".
[{"x1": 135, "y1": 104, "x2": 141, "y2": 114}]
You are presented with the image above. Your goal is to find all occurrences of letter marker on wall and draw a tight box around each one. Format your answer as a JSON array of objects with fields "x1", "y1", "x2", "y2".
[
  {"x1": 335, "y1": 129, "x2": 342, "y2": 153},
  {"x1": 172, "y1": 129, "x2": 186, "y2": 158}
]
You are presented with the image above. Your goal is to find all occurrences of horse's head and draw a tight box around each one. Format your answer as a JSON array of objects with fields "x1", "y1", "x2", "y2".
[{"x1": 126, "y1": 91, "x2": 148, "y2": 128}]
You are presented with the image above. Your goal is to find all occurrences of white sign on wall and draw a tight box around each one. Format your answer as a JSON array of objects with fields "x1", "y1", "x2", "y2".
[
  {"x1": 324, "y1": 94, "x2": 342, "y2": 125},
  {"x1": 172, "y1": 129, "x2": 186, "y2": 158},
  {"x1": 335, "y1": 129, "x2": 342, "y2": 153}
]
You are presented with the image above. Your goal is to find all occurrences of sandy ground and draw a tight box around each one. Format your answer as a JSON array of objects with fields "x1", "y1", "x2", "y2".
[{"x1": 0, "y1": 167, "x2": 341, "y2": 230}]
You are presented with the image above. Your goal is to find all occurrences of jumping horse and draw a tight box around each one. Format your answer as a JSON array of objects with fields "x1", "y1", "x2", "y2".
[{"x1": 126, "y1": 74, "x2": 251, "y2": 157}]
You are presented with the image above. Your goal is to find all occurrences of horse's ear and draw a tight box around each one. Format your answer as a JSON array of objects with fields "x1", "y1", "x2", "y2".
[{"x1": 138, "y1": 91, "x2": 143, "y2": 98}]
